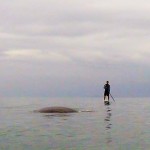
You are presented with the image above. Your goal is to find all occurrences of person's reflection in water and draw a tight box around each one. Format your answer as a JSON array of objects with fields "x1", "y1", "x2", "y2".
[{"x1": 104, "y1": 106, "x2": 112, "y2": 144}]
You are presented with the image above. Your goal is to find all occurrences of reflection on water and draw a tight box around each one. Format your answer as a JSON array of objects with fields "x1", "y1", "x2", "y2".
[
  {"x1": 104, "y1": 106, "x2": 112, "y2": 144},
  {"x1": 43, "y1": 113, "x2": 71, "y2": 118}
]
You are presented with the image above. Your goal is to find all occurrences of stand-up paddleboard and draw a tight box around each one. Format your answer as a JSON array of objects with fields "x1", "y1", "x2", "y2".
[{"x1": 104, "y1": 100, "x2": 110, "y2": 105}]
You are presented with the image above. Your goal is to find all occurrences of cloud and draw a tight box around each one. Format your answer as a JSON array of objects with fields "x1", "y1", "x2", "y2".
[
  {"x1": 0, "y1": 0, "x2": 150, "y2": 96},
  {"x1": 3, "y1": 49, "x2": 71, "y2": 62}
]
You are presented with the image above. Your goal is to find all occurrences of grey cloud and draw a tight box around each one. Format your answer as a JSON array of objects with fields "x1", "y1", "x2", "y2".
[
  {"x1": 0, "y1": 0, "x2": 150, "y2": 96},
  {"x1": 1, "y1": 0, "x2": 150, "y2": 37}
]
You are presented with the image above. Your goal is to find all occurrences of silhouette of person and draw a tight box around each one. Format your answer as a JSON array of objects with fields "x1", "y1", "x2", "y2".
[{"x1": 104, "y1": 81, "x2": 110, "y2": 101}]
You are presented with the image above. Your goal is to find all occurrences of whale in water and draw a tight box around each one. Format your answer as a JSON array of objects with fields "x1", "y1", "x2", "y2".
[{"x1": 35, "y1": 106, "x2": 78, "y2": 113}]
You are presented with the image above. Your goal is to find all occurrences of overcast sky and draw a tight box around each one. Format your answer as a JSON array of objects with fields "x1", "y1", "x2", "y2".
[{"x1": 0, "y1": 0, "x2": 150, "y2": 97}]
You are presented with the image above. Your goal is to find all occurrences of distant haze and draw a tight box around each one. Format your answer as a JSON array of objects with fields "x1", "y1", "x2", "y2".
[{"x1": 0, "y1": 0, "x2": 150, "y2": 97}]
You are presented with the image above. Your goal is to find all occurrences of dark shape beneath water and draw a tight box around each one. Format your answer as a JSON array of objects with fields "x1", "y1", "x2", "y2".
[{"x1": 35, "y1": 106, "x2": 78, "y2": 113}]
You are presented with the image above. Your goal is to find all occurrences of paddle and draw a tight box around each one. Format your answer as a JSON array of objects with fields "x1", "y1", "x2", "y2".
[{"x1": 110, "y1": 93, "x2": 115, "y2": 102}]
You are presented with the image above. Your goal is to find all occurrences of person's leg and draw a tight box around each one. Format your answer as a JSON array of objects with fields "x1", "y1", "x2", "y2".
[
  {"x1": 104, "y1": 92, "x2": 106, "y2": 101},
  {"x1": 108, "y1": 94, "x2": 109, "y2": 101}
]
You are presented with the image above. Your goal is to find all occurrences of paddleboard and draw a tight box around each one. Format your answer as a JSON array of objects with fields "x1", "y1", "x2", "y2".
[{"x1": 104, "y1": 101, "x2": 110, "y2": 105}]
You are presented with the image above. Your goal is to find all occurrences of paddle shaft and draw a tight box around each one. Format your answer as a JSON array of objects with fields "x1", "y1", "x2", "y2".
[{"x1": 110, "y1": 93, "x2": 115, "y2": 102}]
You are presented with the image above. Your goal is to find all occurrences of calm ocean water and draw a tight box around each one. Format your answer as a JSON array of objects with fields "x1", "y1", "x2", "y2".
[{"x1": 0, "y1": 97, "x2": 150, "y2": 150}]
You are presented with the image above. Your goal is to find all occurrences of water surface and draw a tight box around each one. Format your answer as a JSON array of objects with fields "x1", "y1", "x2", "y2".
[{"x1": 0, "y1": 97, "x2": 150, "y2": 150}]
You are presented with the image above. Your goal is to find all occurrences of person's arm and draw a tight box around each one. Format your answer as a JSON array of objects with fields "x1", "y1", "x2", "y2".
[
  {"x1": 108, "y1": 85, "x2": 110, "y2": 92},
  {"x1": 104, "y1": 84, "x2": 106, "y2": 89}
]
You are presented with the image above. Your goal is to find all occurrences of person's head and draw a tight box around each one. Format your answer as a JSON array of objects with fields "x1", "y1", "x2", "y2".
[{"x1": 106, "y1": 81, "x2": 109, "y2": 84}]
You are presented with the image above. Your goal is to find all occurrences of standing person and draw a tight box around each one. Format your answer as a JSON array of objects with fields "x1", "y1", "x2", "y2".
[{"x1": 104, "y1": 81, "x2": 110, "y2": 101}]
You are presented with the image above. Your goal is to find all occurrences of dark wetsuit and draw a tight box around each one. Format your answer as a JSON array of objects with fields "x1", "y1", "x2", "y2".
[{"x1": 104, "y1": 83, "x2": 110, "y2": 96}]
